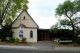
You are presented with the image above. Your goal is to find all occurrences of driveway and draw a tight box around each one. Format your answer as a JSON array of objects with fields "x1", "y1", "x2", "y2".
[{"x1": 32, "y1": 41, "x2": 54, "y2": 50}]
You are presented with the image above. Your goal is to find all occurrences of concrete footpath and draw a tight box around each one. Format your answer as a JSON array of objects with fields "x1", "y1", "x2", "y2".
[
  {"x1": 54, "y1": 47, "x2": 80, "y2": 51},
  {"x1": 0, "y1": 45, "x2": 80, "y2": 51},
  {"x1": 0, "y1": 41, "x2": 54, "y2": 51},
  {"x1": 0, "y1": 45, "x2": 37, "y2": 50}
]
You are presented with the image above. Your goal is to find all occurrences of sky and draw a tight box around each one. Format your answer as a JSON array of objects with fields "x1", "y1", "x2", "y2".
[{"x1": 28, "y1": 0, "x2": 65, "y2": 29}]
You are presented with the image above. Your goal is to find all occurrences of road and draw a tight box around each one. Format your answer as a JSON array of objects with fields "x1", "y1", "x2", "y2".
[{"x1": 0, "y1": 48, "x2": 80, "y2": 53}]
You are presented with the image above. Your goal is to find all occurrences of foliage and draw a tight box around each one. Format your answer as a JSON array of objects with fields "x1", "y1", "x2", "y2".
[
  {"x1": 0, "y1": 37, "x2": 7, "y2": 42},
  {"x1": 0, "y1": 0, "x2": 29, "y2": 25},
  {"x1": 0, "y1": 24, "x2": 13, "y2": 38},
  {"x1": 21, "y1": 37, "x2": 27, "y2": 43},
  {"x1": 15, "y1": 38, "x2": 20, "y2": 44},
  {"x1": 56, "y1": 0, "x2": 80, "y2": 41},
  {"x1": 0, "y1": 37, "x2": 15, "y2": 42},
  {"x1": 0, "y1": 39, "x2": 1, "y2": 42},
  {"x1": 50, "y1": 29, "x2": 74, "y2": 40},
  {"x1": 50, "y1": 24, "x2": 61, "y2": 39},
  {"x1": 8, "y1": 37, "x2": 15, "y2": 43},
  {"x1": 76, "y1": 38, "x2": 80, "y2": 44},
  {"x1": 56, "y1": 0, "x2": 75, "y2": 16}
]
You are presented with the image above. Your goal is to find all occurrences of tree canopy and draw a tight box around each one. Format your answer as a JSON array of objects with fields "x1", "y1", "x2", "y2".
[
  {"x1": 56, "y1": 0, "x2": 80, "y2": 34},
  {"x1": 55, "y1": 0, "x2": 80, "y2": 42},
  {"x1": 0, "y1": 0, "x2": 29, "y2": 25}
]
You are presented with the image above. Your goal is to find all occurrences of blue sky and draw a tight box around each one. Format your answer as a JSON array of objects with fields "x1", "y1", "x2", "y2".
[{"x1": 28, "y1": 0, "x2": 65, "y2": 29}]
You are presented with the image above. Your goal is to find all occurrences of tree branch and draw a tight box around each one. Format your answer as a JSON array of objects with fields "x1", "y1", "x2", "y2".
[
  {"x1": 0, "y1": 1, "x2": 11, "y2": 25},
  {"x1": 65, "y1": 12, "x2": 75, "y2": 31}
]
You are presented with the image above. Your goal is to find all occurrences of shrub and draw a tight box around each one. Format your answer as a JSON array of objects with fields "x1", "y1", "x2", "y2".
[
  {"x1": 0, "y1": 24, "x2": 13, "y2": 38},
  {"x1": 5, "y1": 37, "x2": 9, "y2": 42},
  {"x1": 15, "y1": 38, "x2": 20, "y2": 44},
  {"x1": 8, "y1": 37, "x2": 15, "y2": 43},
  {"x1": 76, "y1": 38, "x2": 80, "y2": 44},
  {"x1": 1, "y1": 37, "x2": 7, "y2": 42},
  {"x1": 0, "y1": 39, "x2": 2, "y2": 42},
  {"x1": 21, "y1": 37, "x2": 27, "y2": 43}
]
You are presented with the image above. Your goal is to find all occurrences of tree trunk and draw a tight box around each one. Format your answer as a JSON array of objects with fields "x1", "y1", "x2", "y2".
[{"x1": 68, "y1": 17, "x2": 77, "y2": 43}]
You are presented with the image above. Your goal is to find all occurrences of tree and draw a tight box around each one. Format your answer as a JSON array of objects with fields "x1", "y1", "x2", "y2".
[
  {"x1": 0, "y1": 0, "x2": 28, "y2": 25},
  {"x1": 0, "y1": 24, "x2": 13, "y2": 38},
  {"x1": 56, "y1": 0, "x2": 80, "y2": 41}
]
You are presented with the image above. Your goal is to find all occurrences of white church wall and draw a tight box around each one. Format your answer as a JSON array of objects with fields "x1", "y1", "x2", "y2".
[
  {"x1": 12, "y1": 28, "x2": 19, "y2": 38},
  {"x1": 23, "y1": 28, "x2": 37, "y2": 42},
  {"x1": 12, "y1": 10, "x2": 38, "y2": 43},
  {"x1": 12, "y1": 28, "x2": 37, "y2": 42}
]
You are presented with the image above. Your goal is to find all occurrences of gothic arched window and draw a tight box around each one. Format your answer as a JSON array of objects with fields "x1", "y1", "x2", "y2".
[
  {"x1": 19, "y1": 30, "x2": 23, "y2": 37},
  {"x1": 30, "y1": 30, "x2": 33, "y2": 38},
  {"x1": 23, "y1": 16, "x2": 25, "y2": 20}
]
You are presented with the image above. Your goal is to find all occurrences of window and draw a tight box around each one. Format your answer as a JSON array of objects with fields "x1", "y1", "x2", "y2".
[
  {"x1": 30, "y1": 30, "x2": 33, "y2": 38},
  {"x1": 19, "y1": 30, "x2": 23, "y2": 37},
  {"x1": 23, "y1": 16, "x2": 25, "y2": 20},
  {"x1": 20, "y1": 30, "x2": 23, "y2": 33}
]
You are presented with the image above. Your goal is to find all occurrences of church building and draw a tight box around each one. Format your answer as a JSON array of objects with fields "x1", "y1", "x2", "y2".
[{"x1": 12, "y1": 10, "x2": 52, "y2": 43}]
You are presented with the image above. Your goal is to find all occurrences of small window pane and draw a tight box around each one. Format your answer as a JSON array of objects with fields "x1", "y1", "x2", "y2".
[{"x1": 30, "y1": 30, "x2": 33, "y2": 38}]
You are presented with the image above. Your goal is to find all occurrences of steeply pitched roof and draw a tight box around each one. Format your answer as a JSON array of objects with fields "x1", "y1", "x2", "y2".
[{"x1": 11, "y1": 10, "x2": 39, "y2": 28}]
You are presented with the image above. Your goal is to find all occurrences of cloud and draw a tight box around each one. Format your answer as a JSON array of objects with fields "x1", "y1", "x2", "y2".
[{"x1": 28, "y1": 0, "x2": 65, "y2": 29}]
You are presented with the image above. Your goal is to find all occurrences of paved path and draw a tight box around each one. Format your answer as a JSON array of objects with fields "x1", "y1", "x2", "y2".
[
  {"x1": 0, "y1": 41, "x2": 54, "y2": 51},
  {"x1": 55, "y1": 47, "x2": 80, "y2": 51},
  {"x1": 32, "y1": 41, "x2": 54, "y2": 50},
  {"x1": 0, "y1": 41, "x2": 54, "y2": 50},
  {"x1": 0, "y1": 45, "x2": 37, "y2": 50},
  {"x1": 0, "y1": 41, "x2": 80, "y2": 51}
]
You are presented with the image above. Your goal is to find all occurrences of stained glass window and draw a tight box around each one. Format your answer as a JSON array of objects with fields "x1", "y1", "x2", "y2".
[{"x1": 19, "y1": 30, "x2": 23, "y2": 37}]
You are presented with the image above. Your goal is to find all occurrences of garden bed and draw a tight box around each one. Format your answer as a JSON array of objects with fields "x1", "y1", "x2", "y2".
[{"x1": 0, "y1": 42, "x2": 32, "y2": 46}]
